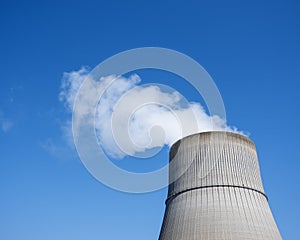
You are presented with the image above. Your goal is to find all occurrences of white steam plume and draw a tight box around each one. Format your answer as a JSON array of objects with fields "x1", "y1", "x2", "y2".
[{"x1": 60, "y1": 67, "x2": 243, "y2": 159}]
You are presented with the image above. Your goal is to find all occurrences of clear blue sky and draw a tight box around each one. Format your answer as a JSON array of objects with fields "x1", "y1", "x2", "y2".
[{"x1": 1, "y1": 0, "x2": 299, "y2": 239}]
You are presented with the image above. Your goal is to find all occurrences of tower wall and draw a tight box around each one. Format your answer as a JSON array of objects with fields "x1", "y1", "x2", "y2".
[{"x1": 159, "y1": 131, "x2": 281, "y2": 240}]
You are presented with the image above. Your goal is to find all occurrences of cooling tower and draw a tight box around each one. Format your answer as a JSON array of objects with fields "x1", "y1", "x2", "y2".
[{"x1": 158, "y1": 131, "x2": 281, "y2": 240}]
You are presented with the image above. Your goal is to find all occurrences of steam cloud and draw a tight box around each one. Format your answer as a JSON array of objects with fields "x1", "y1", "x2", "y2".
[{"x1": 60, "y1": 67, "x2": 242, "y2": 159}]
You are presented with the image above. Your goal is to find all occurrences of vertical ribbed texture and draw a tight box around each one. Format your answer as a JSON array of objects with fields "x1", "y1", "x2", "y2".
[{"x1": 158, "y1": 131, "x2": 281, "y2": 240}]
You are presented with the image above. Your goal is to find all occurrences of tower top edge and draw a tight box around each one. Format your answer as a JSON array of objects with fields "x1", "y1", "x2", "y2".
[{"x1": 170, "y1": 131, "x2": 255, "y2": 151}]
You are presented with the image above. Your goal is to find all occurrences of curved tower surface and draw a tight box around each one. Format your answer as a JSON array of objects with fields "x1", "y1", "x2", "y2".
[{"x1": 159, "y1": 131, "x2": 281, "y2": 240}]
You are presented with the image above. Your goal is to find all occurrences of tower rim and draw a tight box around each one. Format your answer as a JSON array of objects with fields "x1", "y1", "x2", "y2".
[{"x1": 170, "y1": 131, "x2": 255, "y2": 153}]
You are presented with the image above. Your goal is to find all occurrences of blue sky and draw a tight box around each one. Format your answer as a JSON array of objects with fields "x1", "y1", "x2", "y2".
[{"x1": 1, "y1": 0, "x2": 300, "y2": 239}]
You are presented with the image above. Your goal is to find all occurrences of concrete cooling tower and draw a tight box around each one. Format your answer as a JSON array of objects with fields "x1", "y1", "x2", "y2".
[{"x1": 158, "y1": 131, "x2": 281, "y2": 240}]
